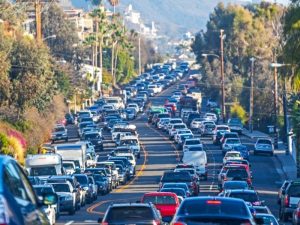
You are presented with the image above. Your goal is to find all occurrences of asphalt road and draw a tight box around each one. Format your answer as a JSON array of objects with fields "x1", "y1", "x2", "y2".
[{"x1": 56, "y1": 77, "x2": 289, "y2": 225}]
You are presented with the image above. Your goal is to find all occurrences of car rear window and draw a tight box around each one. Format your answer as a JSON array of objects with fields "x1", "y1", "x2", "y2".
[
  {"x1": 178, "y1": 199, "x2": 248, "y2": 217},
  {"x1": 257, "y1": 140, "x2": 272, "y2": 145},
  {"x1": 143, "y1": 195, "x2": 176, "y2": 204},
  {"x1": 226, "y1": 169, "x2": 248, "y2": 178},
  {"x1": 288, "y1": 184, "x2": 300, "y2": 197},
  {"x1": 186, "y1": 140, "x2": 201, "y2": 145},
  {"x1": 229, "y1": 192, "x2": 258, "y2": 202},
  {"x1": 162, "y1": 172, "x2": 192, "y2": 182},
  {"x1": 106, "y1": 206, "x2": 153, "y2": 222}
]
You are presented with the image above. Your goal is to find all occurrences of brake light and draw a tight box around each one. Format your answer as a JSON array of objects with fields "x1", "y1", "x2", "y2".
[
  {"x1": 206, "y1": 200, "x2": 221, "y2": 205},
  {"x1": 284, "y1": 195, "x2": 289, "y2": 207},
  {"x1": 172, "y1": 222, "x2": 186, "y2": 225},
  {"x1": 102, "y1": 222, "x2": 108, "y2": 225},
  {"x1": 153, "y1": 220, "x2": 161, "y2": 225}
]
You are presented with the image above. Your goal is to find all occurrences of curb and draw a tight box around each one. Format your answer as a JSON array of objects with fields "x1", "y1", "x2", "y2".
[{"x1": 274, "y1": 154, "x2": 289, "y2": 181}]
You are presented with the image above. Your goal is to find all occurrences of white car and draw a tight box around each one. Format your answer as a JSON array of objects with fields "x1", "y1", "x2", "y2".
[
  {"x1": 190, "y1": 118, "x2": 203, "y2": 130},
  {"x1": 168, "y1": 123, "x2": 187, "y2": 139},
  {"x1": 157, "y1": 118, "x2": 170, "y2": 129},
  {"x1": 223, "y1": 151, "x2": 243, "y2": 164},
  {"x1": 254, "y1": 138, "x2": 274, "y2": 156},
  {"x1": 174, "y1": 129, "x2": 193, "y2": 143},
  {"x1": 222, "y1": 138, "x2": 241, "y2": 154},
  {"x1": 204, "y1": 113, "x2": 218, "y2": 123},
  {"x1": 127, "y1": 103, "x2": 139, "y2": 113},
  {"x1": 183, "y1": 138, "x2": 203, "y2": 151}
]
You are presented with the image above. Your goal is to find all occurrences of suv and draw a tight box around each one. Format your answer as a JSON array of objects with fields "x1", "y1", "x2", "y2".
[
  {"x1": 99, "y1": 203, "x2": 163, "y2": 224},
  {"x1": 228, "y1": 118, "x2": 243, "y2": 134},
  {"x1": 279, "y1": 180, "x2": 300, "y2": 221},
  {"x1": 51, "y1": 125, "x2": 68, "y2": 143},
  {"x1": 160, "y1": 171, "x2": 199, "y2": 196},
  {"x1": 225, "y1": 189, "x2": 263, "y2": 206}
]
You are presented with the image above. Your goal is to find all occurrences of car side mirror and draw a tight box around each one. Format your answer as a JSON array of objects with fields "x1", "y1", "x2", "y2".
[{"x1": 43, "y1": 193, "x2": 57, "y2": 205}]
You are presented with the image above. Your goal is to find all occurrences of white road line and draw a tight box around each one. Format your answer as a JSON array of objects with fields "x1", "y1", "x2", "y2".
[{"x1": 64, "y1": 221, "x2": 74, "y2": 225}]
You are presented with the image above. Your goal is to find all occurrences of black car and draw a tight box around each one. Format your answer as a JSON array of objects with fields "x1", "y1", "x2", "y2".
[
  {"x1": 99, "y1": 203, "x2": 163, "y2": 225},
  {"x1": 160, "y1": 171, "x2": 199, "y2": 196},
  {"x1": 73, "y1": 174, "x2": 94, "y2": 204},
  {"x1": 65, "y1": 113, "x2": 75, "y2": 125},
  {"x1": 82, "y1": 131, "x2": 103, "y2": 151},
  {"x1": 172, "y1": 197, "x2": 255, "y2": 224}
]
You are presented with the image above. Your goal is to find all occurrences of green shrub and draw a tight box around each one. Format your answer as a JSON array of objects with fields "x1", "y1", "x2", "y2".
[
  {"x1": 0, "y1": 132, "x2": 9, "y2": 155},
  {"x1": 230, "y1": 103, "x2": 248, "y2": 124}
]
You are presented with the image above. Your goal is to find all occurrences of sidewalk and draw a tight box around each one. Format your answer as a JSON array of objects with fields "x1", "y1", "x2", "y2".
[{"x1": 243, "y1": 128, "x2": 297, "y2": 180}]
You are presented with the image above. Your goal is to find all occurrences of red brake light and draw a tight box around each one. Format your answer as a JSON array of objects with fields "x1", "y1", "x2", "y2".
[
  {"x1": 284, "y1": 195, "x2": 289, "y2": 207},
  {"x1": 206, "y1": 200, "x2": 221, "y2": 205},
  {"x1": 172, "y1": 222, "x2": 186, "y2": 225},
  {"x1": 102, "y1": 222, "x2": 108, "y2": 225}
]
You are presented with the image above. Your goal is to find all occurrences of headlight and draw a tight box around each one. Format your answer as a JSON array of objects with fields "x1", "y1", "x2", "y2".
[
  {"x1": 83, "y1": 187, "x2": 89, "y2": 191},
  {"x1": 65, "y1": 195, "x2": 73, "y2": 200}
]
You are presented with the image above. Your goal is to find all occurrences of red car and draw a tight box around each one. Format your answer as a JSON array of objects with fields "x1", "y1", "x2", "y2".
[{"x1": 141, "y1": 192, "x2": 180, "y2": 222}]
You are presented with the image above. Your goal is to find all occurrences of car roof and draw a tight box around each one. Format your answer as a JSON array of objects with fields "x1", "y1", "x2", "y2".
[{"x1": 144, "y1": 192, "x2": 178, "y2": 197}]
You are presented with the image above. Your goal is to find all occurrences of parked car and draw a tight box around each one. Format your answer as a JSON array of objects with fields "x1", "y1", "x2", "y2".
[{"x1": 51, "y1": 124, "x2": 68, "y2": 143}]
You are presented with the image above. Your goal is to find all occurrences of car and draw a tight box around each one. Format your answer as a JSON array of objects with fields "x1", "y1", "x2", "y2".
[
  {"x1": 33, "y1": 184, "x2": 59, "y2": 224},
  {"x1": 51, "y1": 124, "x2": 68, "y2": 143},
  {"x1": 1, "y1": 156, "x2": 58, "y2": 224},
  {"x1": 253, "y1": 206, "x2": 272, "y2": 214},
  {"x1": 171, "y1": 197, "x2": 255, "y2": 224},
  {"x1": 49, "y1": 181, "x2": 77, "y2": 215},
  {"x1": 161, "y1": 182, "x2": 191, "y2": 197},
  {"x1": 141, "y1": 192, "x2": 180, "y2": 222},
  {"x1": 213, "y1": 130, "x2": 230, "y2": 145},
  {"x1": 72, "y1": 174, "x2": 94, "y2": 204},
  {"x1": 87, "y1": 175, "x2": 98, "y2": 200},
  {"x1": 204, "y1": 112, "x2": 218, "y2": 123},
  {"x1": 255, "y1": 213, "x2": 279, "y2": 225},
  {"x1": 177, "y1": 133, "x2": 194, "y2": 149},
  {"x1": 223, "y1": 151, "x2": 243, "y2": 164},
  {"x1": 219, "y1": 180, "x2": 250, "y2": 193},
  {"x1": 28, "y1": 176, "x2": 42, "y2": 185},
  {"x1": 82, "y1": 131, "x2": 103, "y2": 151},
  {"x1": 279, "y1": 179, "x2": 300, "y2": 221},
  {"x1": 233, "y1": 145, "x2": 250, "y2": 161},
  {"x1": 228, "y1": 118, "x2": 243, "y2": 134},
  {"x1": 168, "y1": 123, "x2": 187, "y2": 139},
  {"x1": 159, "y1": 171, "x2": 199, "y2": 196},
  {"x1": 125, "y1": 108, "x2": 137, "y2": 120},
  {"x1": 222, "y1": 167, "x2": 252, "y2": 187},
  {"x1": 254, "y1": 138, "x2": 274, "y2": 156},
  {"x1": 222, "y1": 138, "x2": 241, "y2": 154},
  {"x1": 190, "y1": 118, "x2": 204, "y2": 130},
  {"x1": 160, "y1": 187, "x2": 188, "y2": 199},
  {"x1": 225, "y1": 189, "x2": 263, "y2": 206},
  {"x1": 98, "y1": 203, "x2": 163, "y2": 225},
  {"x1": 65, "y1": 113, "x2": 75, "y2": 125},
  {"x1": 200, "y1": 123, "x2": 216, "y2": 136},
  {"x1": 293, "y1": 200, "x2": 300, "y2": 225},
  {"x1": 92, "y1": 174, "x2": 110, "y2": 195},
  {"x1": 182, "y1": 138, "x2": 202, "y2": 151},
  {"x1": 278, "y1": 180, "x2": 292, "y2": 205}
]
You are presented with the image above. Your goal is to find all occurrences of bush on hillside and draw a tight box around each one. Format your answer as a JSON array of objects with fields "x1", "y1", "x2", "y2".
[{"x1": 230, "y1": 103, "x2": 248, "y2": 124}]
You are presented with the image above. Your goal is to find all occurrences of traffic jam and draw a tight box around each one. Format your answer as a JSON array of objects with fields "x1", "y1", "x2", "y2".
[{"x1": 18, "y1": 61, "x2": 298, "y2": 225}]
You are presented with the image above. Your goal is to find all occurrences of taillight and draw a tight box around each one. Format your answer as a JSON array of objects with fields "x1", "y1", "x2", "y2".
[
  {"x1": 172, "y1": 222, "x2": 186, "y2": 225},
  {"x1": 284, "y1": 195, "x2": 289, "y2": 207},
  {"x1": 152, "y1": 220, "x2": 161, "y2": 225}
]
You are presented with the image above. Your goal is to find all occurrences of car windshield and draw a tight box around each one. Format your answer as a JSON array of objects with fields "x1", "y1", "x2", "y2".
[
  {"x1": 226, "y1": 153, "x2": 241, "y2": 157},
  {"x1": 257, "y1": 140, "x2": 272, "y2": 145},
  {"x1": 229, "y1": 192, "x2": 258, "y2": 202},
  {"x1": 30, "y1": 167, "x2": 57, "y2": 176},
  {"x1": 206, "y1": 124, "x2": 216, "y2": 129},
  {"x1": 186, "y1": 140, "x2": 201, "y2": 145},
  {"x1": 288, "y1": 184, "x2": 300, "y2": 197},
  {"x1": 162, "y1": 172, "x2": 191, "y2": 182},
  {"x1": 143, "y1": 195, "x2": 176, "y2": 204},
  {"x1": 74, "y1": 175, "x2": 88, "y2": 184},
  {"x1": 52, "y1": 183, "x2": 70, "y2": 192},
  {"x1": 226, "y1": 139, "x2": 240, "y2": 144},
  {"x1": 178, "y1": 199, "x2": 248, "y2": 217},
  {"x1": 84, "y1": 133, "x2": 100, "y2": 139},
  {"x1": 63, "y1": 163, "x2": 74, "y2": 169},
  {"x1": 188, "y1": 146, "x2": 204, "y2": 151},
  {"x1": 54, "y1": 127, "x2": 65, "y2": 132},
  {"x1": 255, "y1": 215, "x2": 278, "y2": 225},
  {"x1": 174, "y1": 124, "x2": 186, "y2": 129},
  {"x1": 227, "y1": 169, "x2": 248, "y2": 178},
  {"x1": 93, "y1": 175, "x2": 105, "y2": 182},
  {"x1": 224, "y1": 182, "x2": 248, "y2": 190},
  {"x1": 161, "y1": 188, "x2": 185, "y2": 196},
  {"x1": 106, "y1": 207, "x2": 154, "y2": 222},
  {"x1": 34, "y1": 187, "x2": 54, "y2": 196},
  {"x1": 163, "y1": 183, "x2": 188, "y2": 191}
]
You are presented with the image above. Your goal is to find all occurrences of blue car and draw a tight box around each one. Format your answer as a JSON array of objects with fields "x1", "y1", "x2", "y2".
[
  {"x1": 233, "y1": 144, "x2": 250, "y2": 161},
  {"x1": 0, "y1": 155, "x2": 57, "y2": 225}
]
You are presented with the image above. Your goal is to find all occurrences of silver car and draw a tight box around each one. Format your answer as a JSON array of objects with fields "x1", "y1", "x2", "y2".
[{"x1": 254, "y1": 138, "x2": 274, "y2": 156}]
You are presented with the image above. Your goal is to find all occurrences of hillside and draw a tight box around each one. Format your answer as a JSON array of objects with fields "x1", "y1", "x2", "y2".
[{"x1": 70, "y1": 0, "x2": 246, "y2": 38}]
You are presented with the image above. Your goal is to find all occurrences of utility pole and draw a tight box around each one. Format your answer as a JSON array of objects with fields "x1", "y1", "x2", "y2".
[
  {"x1": 220, "y1": 29, "x2": 226, "y2": 123},
  {"x1": 283, "y1": 75, "x2": 289, "y2": 155},
  {"x1": 35, "y1": 0, "x2": 42, "y2": 42},
  {"x1": 138, "y1": 35, "x2": 141, "y2": 75},
  {"x1": 249, "y1": 57, "x2": 255, "y2": 133},
  {"x1": 273, "y1": 58, "x2": 279, "y2": 149}
]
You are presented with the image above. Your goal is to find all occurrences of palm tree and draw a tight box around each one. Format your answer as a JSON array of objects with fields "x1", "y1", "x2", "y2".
[{"x1": 83, "y1": 34, "x2": 97, "y2": 92}]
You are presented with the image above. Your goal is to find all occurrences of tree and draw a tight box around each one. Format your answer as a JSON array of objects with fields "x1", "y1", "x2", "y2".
[{"x1": 42, "y1": 3, "x2": 79, "y2": 62}]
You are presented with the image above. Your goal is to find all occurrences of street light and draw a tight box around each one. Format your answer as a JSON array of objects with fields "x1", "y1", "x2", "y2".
[{"x1": 43, "y1": 35, "x2": 56, "y2": 41}]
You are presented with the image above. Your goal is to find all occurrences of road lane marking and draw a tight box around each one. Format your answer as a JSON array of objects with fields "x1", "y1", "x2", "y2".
[{"x1": 64, "y1": 221, "x2": 74, "y2": 225}]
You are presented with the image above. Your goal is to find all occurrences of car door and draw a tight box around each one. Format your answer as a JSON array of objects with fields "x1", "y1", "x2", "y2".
[{"x1": 3, "y1": 161, "x2": 48, "y2": 225}]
